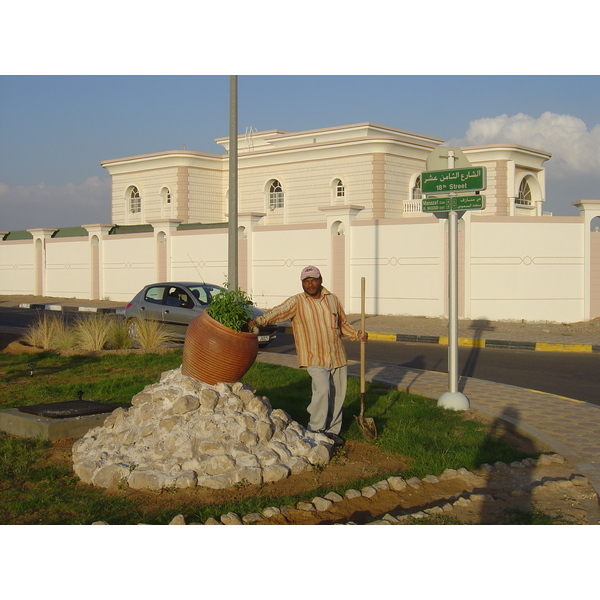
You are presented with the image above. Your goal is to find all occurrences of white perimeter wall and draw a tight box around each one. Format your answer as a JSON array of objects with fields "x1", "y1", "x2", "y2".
[
  {"x1": 102, "y1": 234, "x2": 156, "y2": 301},
  {"x1": 467, "y1": 219, "x2": 584, "y2": 322},
  {"x1": 0, "y1": 241, "x2": 35, "y2": 295},
  {"x1": 0, "y1": 218, "x2": 594, "y2": 322},
  {"x1": 45, "y1": 238, "x2": 91, "y2": 298}
]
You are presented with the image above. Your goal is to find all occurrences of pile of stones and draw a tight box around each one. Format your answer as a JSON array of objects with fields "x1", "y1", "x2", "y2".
[{"x1": 72, "y1": 367, "x2": 334, "y2": 490}]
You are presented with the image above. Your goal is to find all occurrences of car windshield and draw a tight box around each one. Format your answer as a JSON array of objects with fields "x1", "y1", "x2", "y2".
[{"x1": 188, "y1": 284, "x2": 223, "y2": 305}]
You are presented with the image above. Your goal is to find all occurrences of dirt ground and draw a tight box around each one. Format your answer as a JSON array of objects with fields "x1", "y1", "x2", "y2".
[
  {"x1": 2, "y1": 295, "x2": 599, "y2": 525},
  {"x1": 44, "y1": 430, "x2": 600, "y2": 526}
]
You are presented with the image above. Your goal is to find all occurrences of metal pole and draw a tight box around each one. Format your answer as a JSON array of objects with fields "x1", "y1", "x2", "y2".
[
  {"x1": 448, "y1": 207, "x2": 459, "y2": 393},
  {"x1": 228, "y1": 75, "x2": 238, "y2": 289},
  {"x1": 438, "y1": 150, "x2": 469, "y2": 410}
]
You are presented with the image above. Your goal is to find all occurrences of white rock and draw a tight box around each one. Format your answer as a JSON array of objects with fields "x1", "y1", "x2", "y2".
[
  {"x1": 324, "y1": 491, "x2": 344, "y2": 503},
  {"x1": 242, "y1": 513, "x2": 266, "y2": 524},
  {"x1": 422, "y1": 475, "x2": 440, "y2": 484},
  {"x1": 128, "y1": 469, "x2": 167, "y2": 491},
  {"x1": 312, "y1": 497, "x2": 333, "y2": 512},
  {"x1": 72, "y1": 368, "x2": 333, "y2": 491},
  {"x1": 91, "y1": 463, "x2": 130, "y2": 488},
  {"x1": 361, "y1": 486, "x2": 377, "y2": 498},
  {"x1": 387, "y1": 476, "x2": 407, "y2": 491},
  {"x1": 262, "y1": 463, "x2": 291, "y2": 483},
  {"x1": 169, "y1": 514, "x2": 186, "y2": 525},
  {"x1": 344, "y1": 489, "x2": 362, "y2": 499},
  {"x1": 373, "y1": 480, "x2": 390, "y2": 491},
  {"x1": 440, "y1": 469, "x2": 459, "y2": 479},
  {"x1": 424, "y1": 506, "x2": 443, "y2": 515},
  {"x1": 220, "y1": 512, "x2": 243, "y2": 525}
]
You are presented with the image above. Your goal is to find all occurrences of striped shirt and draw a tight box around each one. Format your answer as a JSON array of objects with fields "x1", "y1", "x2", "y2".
[{"x1": 254, "y1": 287, "x2": 361, "y2": 368}]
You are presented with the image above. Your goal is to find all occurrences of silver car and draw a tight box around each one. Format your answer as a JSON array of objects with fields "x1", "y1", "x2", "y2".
[{"x1": 124, "y1": 282, "x2": 277, "y2": 346}]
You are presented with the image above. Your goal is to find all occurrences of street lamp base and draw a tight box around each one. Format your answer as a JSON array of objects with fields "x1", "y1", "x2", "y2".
[{"x1": 437, "y1": 391, "x2": 470, "y2": 411}]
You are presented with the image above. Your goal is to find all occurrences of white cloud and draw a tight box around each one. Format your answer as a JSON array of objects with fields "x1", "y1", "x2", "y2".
[
  {"x1": 0, "y1": 176, "x2": 111, "y2": 231},
  {"x1": 449, "y1": 112, "x2": 600, "y2": 178}
]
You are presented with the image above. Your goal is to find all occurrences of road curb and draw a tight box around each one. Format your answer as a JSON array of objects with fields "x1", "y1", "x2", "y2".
[
  {"x1": 15, "y1": 305, "x2": 599, "y2": 353},
  {"x1": 19, "y1": 303, "x2": 126, "y2": 315}
]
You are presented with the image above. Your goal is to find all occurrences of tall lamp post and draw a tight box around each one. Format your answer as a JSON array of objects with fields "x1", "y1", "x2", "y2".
[{"x1": 228, "y1": 75, "x2": 238, "y2": 289}]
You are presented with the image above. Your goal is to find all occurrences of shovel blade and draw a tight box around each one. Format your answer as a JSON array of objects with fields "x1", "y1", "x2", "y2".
[{"x1": 355, "y1": 415, "x2": 377, "y2": 440}]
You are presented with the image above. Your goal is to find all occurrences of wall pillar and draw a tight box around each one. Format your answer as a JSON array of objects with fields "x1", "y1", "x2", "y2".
[
  {"x1": 26, "y1": 228, "x2": 57, "y2": 296},
  {"x1": 148, "y1": 219, "x2": 183, "y2": 282},
  {"x1": 238, "y1": 212, "x2": 265, "y2": 294},
  {"x1": 573, "y1": 200, "x2": 600, "y2": 320},
  {"x1": 319, "y1": 205, "x2": 364, "y2": 309},
  {"x1": 83, "y1": 224, "x2": 113, "y2": 299}
]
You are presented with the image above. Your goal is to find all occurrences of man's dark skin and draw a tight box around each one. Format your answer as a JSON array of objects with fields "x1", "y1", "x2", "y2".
[{"x1": 301, "y1": 276, "x2": 323, "y2": 298}]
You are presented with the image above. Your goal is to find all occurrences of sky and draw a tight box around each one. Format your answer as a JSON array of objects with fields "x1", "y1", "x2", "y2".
[{"x1": 0, "y1": 3, "x2": 598, "y2": 236}]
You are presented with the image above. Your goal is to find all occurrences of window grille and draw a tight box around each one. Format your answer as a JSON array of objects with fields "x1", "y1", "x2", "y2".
[
  {"x1": 516, "y1": 179, "x2": 532, "y2": 206},
  {"x1": 130, "y1": 187, "x2": 141, "y2": 213},
  {"x1": 269, "y1": 180, "x2": 284, "y2": 210}
]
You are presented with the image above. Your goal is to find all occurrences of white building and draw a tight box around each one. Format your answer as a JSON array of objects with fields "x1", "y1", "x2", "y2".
[
  {"x1": 101, "y1": 122, "x2": 551, "y2": 227},
  {"x1": 2, "y1": 122, "x2": 599, "y2": 322}
]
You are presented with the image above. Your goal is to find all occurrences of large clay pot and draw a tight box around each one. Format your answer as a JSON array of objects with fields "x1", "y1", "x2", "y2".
[{"x1": 181, "y1": 310, "x2": 258, "y2": 385}]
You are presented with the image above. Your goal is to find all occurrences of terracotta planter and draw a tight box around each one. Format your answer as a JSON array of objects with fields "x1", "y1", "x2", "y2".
[{"x1": 181, "y1": 310, "x2": 258, "y2": 385}]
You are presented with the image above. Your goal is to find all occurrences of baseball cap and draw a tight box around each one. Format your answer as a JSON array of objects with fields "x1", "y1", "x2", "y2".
[{"x1": 300, "y1": 266, "x2": 321, "y2": 280}]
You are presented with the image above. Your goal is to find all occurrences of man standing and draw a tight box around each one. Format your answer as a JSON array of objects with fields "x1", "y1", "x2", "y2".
[{"x1": 248, "y1": 266, "x2": 368, "y2": 446}]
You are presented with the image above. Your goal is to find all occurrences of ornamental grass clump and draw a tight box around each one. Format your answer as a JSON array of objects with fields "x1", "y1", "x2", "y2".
[
  {"x1": 129, "y1": 316, "x2": 173, "y2": 350},
  {"x1": 72, "y1": 313, "x2": 113, "y2": 351},
  {"x1": 22, "y1": 313, "x2": 68, "y2": 350},
  {"x1": 206, "y1": 285, "x2": 254, "y2": 332}
]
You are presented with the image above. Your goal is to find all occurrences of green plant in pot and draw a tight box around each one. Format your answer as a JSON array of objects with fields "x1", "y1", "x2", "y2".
[
  {"x1": 205, "y1": 284, "x2": 254, "y2": 332},
  {"x1": 181, "y1": 283, "x2": 259, "y2": 385}
]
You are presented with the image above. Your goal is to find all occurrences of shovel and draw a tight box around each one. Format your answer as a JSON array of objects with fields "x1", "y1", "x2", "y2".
[{"x1": 355, "y1": 277, "x2": 377, "y2": 440}]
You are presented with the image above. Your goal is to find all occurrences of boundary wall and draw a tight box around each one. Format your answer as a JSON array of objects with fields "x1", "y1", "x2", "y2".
[{"x1": 1, "y1": 213, "x2": 599, "y2": 322}]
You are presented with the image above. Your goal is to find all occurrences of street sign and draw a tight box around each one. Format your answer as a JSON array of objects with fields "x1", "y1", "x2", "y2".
[
  {"x1": 425, "y1": 146, "x2": 471, "y2": 171},
  {"x1": 421, "y1": 167, "x2": 486, "y2": 194},
  {"x1": 422, "y1": 197, "x2": 451, "y2": 212},
  {"x1": 422, "y1": 195, "x2": 485, "y2": 213}
]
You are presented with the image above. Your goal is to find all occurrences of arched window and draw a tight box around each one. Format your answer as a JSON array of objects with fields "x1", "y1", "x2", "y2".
[
  {"x1": 269, "y1": 180, "x2": 284, "y2": 210},
  {"x1": 404, "y1": 174, "x2": 423, "y2": 213},
  {"x1": 412, "y1": 175, "x2": 422, "y2": 201},
  {"x1": 516, "y1": 179, "x2": 532, "y2": 206},
  {"x1": 129, "y1": 186, "x2": 141, "y2": 213},
  {"x1": 161, "y1": 187, "x2": 171, "y2": 204},
  {"x1": 334, "y1": 179, "x2": 345, "y2": 201}
]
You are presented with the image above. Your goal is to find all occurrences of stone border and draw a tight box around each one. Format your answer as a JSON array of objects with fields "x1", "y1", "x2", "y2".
[{"x1": 90, "y1": 453, "x2": 595, "y2": 525}]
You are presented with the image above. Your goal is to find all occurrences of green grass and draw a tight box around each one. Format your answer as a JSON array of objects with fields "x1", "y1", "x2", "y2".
[
  {"x1": 0, "y1": 350, "x2": 183, "y2": 409},
  {"x1": 0, "y1": 352, "x2": 544, "y2": 524}
]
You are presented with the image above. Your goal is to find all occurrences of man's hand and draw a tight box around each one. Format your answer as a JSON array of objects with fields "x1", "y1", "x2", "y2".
[
  {"x1": 359, "y1": 330, "x2": 368, "y2": 343},
  {"x1": 247, "y1": 319, "x2": 258, "y2": 332}
]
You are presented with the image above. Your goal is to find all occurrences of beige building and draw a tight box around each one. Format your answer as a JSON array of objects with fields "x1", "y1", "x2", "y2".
[{"x1": 101, "y1": 122, "x2": 552, "y2": 226}]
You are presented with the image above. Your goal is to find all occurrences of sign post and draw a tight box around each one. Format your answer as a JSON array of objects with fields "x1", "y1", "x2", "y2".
[{"x1": 421, "y1": 150, "x2": 488, "y2": 411}]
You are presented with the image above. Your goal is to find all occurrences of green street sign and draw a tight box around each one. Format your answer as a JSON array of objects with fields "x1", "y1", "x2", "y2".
[
  {"x1": 421, "y1": 167, "x2": 486, "y2": 194},
  {"x1": 422, "y1": 195, "x2": 486, "y2": 213},
  {"x1": 422, "y1": 197, "x2": 452, "y2": 212}
]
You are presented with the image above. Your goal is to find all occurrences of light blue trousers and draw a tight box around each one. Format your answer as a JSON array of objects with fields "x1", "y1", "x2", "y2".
[{"x1": 306, "y1": 365, "x2": 347, "y2": 435}]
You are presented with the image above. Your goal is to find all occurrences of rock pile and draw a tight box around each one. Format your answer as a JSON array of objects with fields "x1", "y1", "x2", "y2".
[{"x1": 72, "y1": 367, "x2": 334, "y2": 490}]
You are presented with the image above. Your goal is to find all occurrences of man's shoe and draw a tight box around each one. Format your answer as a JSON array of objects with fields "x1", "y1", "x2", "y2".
[{"x1": 324, "y1": 432, "x2": 345, "y2": 447}]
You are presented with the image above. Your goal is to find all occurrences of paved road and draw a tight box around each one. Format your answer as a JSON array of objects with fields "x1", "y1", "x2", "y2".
[
  {"x1": 2, "y1": 305, "x2": 599, "y2": 406},
  {"x1": 263, "y1": 332, "x2": 600, "y2": 406}
]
